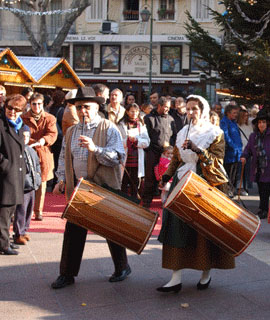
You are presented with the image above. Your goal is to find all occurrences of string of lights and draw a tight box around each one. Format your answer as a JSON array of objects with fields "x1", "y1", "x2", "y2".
[
  {"x1": 235, "y1": 0, "x2": 270, "y2": 24},
  {"x1": 0, "y1": 6, "x2": 78, "y2": 15},
  {"x1": 223, "y1": 1, "x2": 270, "y2": 44}
]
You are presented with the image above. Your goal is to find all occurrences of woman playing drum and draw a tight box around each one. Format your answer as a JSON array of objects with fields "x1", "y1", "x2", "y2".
[{"x1": 157, "y1": 95, "x2": 235, "y2": 293}]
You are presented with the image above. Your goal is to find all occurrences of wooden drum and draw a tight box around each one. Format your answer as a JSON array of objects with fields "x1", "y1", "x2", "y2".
[
  {"x1": 62, "y1": 178, "x2": 158, "y2": 254},
  {"x1": 164, "y1": 170, "x2": 260, "y2": 256}
]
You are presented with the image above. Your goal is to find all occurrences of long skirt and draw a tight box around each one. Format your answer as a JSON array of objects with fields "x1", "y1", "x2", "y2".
[{"x1": 158, "y1": 173, "x2": 235, "y2": 271}]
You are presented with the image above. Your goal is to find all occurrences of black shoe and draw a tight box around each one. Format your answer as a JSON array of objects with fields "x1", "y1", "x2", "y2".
[
  {"x1": 10, "y1": 243, "x2": 20, "y2": 250},
  {"x1": 109, "y1": 265, "x2": 131, "y2": 282},
  {"x1": 197, "y1": 278, "x2": 211, "y2": 290},
  {"x1": 0, "y1": 247, "x2": 19, "y2": 255},
  {"x1": 51, "y1": 275, "x2": 75, "y2": 289},
  {"x1": 156, "y1": 283, "x2": 182, "y2": 293},
  {"x1": 258, "y1": 210, "x2": 268, "y2": 219}
]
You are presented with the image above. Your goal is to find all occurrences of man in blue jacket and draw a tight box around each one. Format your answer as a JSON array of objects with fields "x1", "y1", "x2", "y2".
[{"x1": 220, "y1": 104, "x2": 242, "y2": 197}]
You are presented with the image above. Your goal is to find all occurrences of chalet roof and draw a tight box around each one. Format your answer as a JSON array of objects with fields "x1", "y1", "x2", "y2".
[
  {"x1": 17, "y1": 56, "x2": 62, "y2": 82},
  {"x1": 1, "y1": 48, "x2": 84, "y2": 90}
]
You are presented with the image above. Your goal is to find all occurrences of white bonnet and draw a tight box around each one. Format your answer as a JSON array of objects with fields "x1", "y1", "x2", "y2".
[{"x1": 186, "y1": 94, "x2": 210, "y2": 122}]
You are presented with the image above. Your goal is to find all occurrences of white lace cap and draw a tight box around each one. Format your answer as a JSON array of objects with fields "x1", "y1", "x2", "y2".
[{"x1": 186, "y1": 94, "x2": 210, "y2": 122}]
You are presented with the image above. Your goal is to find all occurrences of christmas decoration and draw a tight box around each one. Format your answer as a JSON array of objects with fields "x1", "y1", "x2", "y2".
[
  {"x1": 0, "y1": 6, "x2": 78, "y2": 15},
  {"x1": 185, "y1": 1, "x2": 270, "y2": 103},
  {"x1": 50, "y1": 64, "x2": 71, "y2": 79},
  {"x1": 0, "y1": 54, "x2": 20, "y2": 69}
]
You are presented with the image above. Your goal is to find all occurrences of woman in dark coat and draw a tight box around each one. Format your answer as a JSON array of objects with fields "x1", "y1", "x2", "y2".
[
  {"x1": 0, "y1": 94, "x2": 27, "y2": 255},
  {"x1": 241, "y1": 108, "x2": 270, "y2": 219}
]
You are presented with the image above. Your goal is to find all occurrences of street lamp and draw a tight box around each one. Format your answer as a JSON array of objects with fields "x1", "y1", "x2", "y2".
[{"x1": 140, "y1": 0, "x2": 153, "y2": 102}]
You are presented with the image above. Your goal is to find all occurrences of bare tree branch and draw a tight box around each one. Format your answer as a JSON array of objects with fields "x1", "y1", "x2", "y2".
[
  {"x1": 12, "y1": 12, "x2": 41, "y2": 53},
  {"x1": 50, "y1": 0, "x2": 92, "y2": 56},
  {"x1": 3, "y1": 0, "x2": 93, "y2": 57}
]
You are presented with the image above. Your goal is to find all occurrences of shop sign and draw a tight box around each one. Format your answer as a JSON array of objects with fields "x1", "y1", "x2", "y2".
[{"x1": 122, "y1": 45, "x2": 159, "y2": 76}]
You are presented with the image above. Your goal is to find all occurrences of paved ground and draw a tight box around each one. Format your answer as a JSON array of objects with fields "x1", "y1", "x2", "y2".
[{"x1": 1, "y1": 187, "x2": 270, "y2": 320}]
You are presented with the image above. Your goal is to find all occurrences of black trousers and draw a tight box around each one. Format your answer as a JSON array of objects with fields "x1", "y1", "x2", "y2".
[
  {"x1": 121, "y1": 166, "x2": 140, "y2": 198},
  {"x1": 13, "y1": 191, "x2": 34, "y2": 238},
  {"x1": 0, "y1": 205, "x2": 16, "y2": 250},
  {"x1": 142, "y1": 150, "x2": 161, "y2": 206},
  {"x1": 257, "y1": 182, "x2": 270, "y2": 212},
  {"x1": 60, "y1": 221, "x2": 128, "y2": 277}
]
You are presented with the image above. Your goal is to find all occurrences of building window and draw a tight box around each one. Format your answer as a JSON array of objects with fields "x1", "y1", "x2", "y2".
[
  {"x1": 86, "y1": 0, "x2": 107, "y2": 22},
  {"x1": 191, "y1": 0, "x2": 213, "y2": 22},
  {"x1": 50, "y1": 0, "x2": 62, "y2": 40},
  {"x1": 20, "y1": 3, "x2": 31, "y2": 40},
  {"x1": 123, "y1": 0, "x2": 139, "y2": 21},
  {"x1": 158, "y1": 0, "x2": 175, "y2": 21}
]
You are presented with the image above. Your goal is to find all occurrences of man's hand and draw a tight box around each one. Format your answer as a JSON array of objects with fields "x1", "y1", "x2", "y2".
[{"x1": 79, "y1": 135, "x2": 96, "y2": 152}]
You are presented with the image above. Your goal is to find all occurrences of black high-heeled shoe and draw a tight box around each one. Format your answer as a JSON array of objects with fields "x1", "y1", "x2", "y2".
[
  {"x1": 156, "y1": 283, "x2": 182, "y2": 293},
  {"x1": 197, "y1": 277, "x2": 211, "y2": 290}
]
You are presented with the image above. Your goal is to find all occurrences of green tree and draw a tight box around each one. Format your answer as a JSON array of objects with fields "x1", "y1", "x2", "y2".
[
  {"x1": 185, "y1": 1, "x2": 270, "y2": 103},
  {"x1": 2, "y1": 0, "x2": 92, "y2": 57}
]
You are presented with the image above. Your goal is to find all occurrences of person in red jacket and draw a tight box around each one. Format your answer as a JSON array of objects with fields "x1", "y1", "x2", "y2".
[{"x1": 154, "y1": 146, "x2": 173, "y2": 204}]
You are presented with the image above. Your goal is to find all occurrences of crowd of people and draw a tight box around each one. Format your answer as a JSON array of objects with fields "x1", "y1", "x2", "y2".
[{"x1": 0, "y1": 83, "x2": 268, "y2": 294}]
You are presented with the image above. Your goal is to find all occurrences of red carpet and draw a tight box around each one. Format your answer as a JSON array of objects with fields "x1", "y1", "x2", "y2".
[{"x1": 26, "y1": 192, "x2": 163, "y2": 236}]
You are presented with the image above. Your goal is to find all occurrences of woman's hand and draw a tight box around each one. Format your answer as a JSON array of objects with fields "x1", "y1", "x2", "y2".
[
  {"x1": 29, "y1": 138, "x2": 46, "y2": 148},
  {"x1": 182, "y1": 139, "x2": 201, "y2": 154},
  {"x1": 39, "y1": 138, "x2": 45, "y2": 146},
  {"x1": 240, "y1": 157, "x2": 246, "y2": 165},
  {"x1": 182, "y1": 139, "x2": 190, "y2": 150},
  {"x1": 128, "y1": 136, "x2": 137, "y2": 143},
  {"x1": 53, "y1": 181, "x2": 65, "y2": 195},
  {"x1": 79, "y1": 135, "x2": 96, "y2": 152}
]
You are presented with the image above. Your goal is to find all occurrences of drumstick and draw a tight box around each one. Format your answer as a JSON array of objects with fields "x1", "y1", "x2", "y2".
[{"x1": 185, "y1": 111, "x2": 193, "y2": 140}]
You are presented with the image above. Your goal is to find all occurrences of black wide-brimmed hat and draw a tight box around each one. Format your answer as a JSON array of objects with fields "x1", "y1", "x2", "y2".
[
  {"x1": 66, "y1": 87, "x2": 105, "y2": 105},
  {"x1": 252, "y1": 108, "x2": 270, "y2": 124}
]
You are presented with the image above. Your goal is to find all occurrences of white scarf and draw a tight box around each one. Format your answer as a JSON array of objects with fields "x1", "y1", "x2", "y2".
[{"x1": 176, "y1": 121, "x2": 222, "y2": 180}]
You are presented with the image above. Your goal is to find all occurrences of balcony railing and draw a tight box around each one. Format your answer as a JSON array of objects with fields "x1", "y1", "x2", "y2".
[
  {"x1": 123, "y1": 10, "x2": 139, "y2": 21},
  {"x1": 158, "y1": 9, "x2": 175, "y2": 21}
]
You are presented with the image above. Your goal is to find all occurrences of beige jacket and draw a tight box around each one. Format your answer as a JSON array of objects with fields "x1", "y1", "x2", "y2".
[{"x1": 64, "y1": 119, "x2": 122, "y2": 199}]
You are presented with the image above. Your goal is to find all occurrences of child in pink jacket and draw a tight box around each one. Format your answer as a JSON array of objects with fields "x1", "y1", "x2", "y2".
[{"x1": 154, "y1": 146, "x2": 173, "y2": 204}]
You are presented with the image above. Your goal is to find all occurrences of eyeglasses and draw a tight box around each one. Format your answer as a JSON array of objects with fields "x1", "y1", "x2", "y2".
[
  {"x1": 76, "y1": 105, "x2": 92, "y2": 111},
  {"x1": 31, "y1": 102, "x2": 43, "y2": 106},
  {"x1": 6, "y1": 105, "x2": 22, "y2": 113}
]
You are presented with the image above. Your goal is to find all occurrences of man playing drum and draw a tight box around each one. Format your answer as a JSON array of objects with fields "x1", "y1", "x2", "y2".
[{"x1": 51, "y1": 87, "x2": 131, "y2": 289}]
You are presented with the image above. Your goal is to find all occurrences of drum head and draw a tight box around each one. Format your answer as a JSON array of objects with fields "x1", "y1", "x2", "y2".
[{"x1": 165, "y1": 170, "x2": 191, "y2": 207}]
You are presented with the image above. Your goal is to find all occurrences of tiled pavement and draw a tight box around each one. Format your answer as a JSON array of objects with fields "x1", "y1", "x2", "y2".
[{"x1": 1, "y1": 186, "x2": 270, "y2": 320}]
